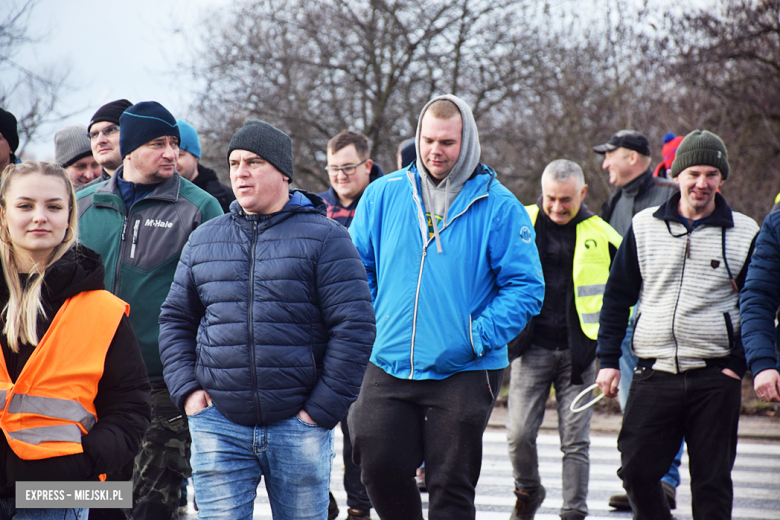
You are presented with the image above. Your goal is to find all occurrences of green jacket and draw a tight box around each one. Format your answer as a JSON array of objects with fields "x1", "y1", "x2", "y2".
[{"x1": 77, "y1": 170, "x2": 223, "y2": 380}]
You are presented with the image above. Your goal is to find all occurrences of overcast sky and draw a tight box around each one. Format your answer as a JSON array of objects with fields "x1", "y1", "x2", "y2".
[{"x1": 8, "y1": 0, "x2": 228, "y2": 161}]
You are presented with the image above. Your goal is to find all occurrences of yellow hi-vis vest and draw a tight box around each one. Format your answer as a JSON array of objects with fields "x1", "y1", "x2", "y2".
[
  {"x1": 526, "y1": 205, "x2": 622, "y2": 340},
  {"x1": 0, "y1": 290, "x2": 128, "y2": 461}
]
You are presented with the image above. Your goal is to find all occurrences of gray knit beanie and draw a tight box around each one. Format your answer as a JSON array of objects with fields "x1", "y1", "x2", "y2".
[
  {"x1": 227, "y1": 120, "x2": 294, "y2": 181},
  {"x1": 671, "y1": 130, "x2": 730, "y2": 180},
  {"x1": 55, "y1": 124, "x2": 93, "y2": 168}
]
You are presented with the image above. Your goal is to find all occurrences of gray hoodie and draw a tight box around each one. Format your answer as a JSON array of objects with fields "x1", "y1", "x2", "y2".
[{"x1": 415, "y1": 94, "x2": 482, "y2": 253}]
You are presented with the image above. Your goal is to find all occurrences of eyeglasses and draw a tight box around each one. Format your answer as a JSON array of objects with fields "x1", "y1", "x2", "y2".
[
  {"x1": 325, "y1": 159, "x2": 368, "y2": 176},
  {"x1": 88, "y1": 125, "x2": 120, "y2": 141}
]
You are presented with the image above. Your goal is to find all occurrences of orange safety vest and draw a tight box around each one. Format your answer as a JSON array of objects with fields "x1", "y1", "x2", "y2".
[{"x1": 0, "y1": 290, "x2": 128, "y2": 461}]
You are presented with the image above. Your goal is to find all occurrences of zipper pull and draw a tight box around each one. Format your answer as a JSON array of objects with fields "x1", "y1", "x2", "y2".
[
  {"x1": 121, "y1": 216, "x2": 128, "y2": 241},
  {"x1": 729, "y1": 279, "x2": 738, "y2": 292},
  {"x1": 685, "y1": 236, "x2": 691, "y2": 259}
]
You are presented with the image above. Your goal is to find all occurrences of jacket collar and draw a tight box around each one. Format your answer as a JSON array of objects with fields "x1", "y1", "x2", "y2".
[
  {"x1": 95, "y1": 164, "x2": 182, "y2": 204},
  {"x1": 407, "y1": 162, "x2": 495, "y2": 219},
  {"x1": 193, "y1": 164, "x2": 220, "y2": 188},
  {"x1": 229, "y1": 189, "x2": 326, "y2": 223},
  {"x1": 622, "y1": 167, "x2": 655, "y2": 197},
  {"x1": 652, "y1": 192, "x2": 734, "y2": 229},
  {"x1": 534, "y1": 197, "x2": 595, "y2": 228}
]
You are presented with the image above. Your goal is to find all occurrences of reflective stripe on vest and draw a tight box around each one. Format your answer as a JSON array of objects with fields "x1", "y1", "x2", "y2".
[
  {"x1": 8, "y1": 394, "x2": 96, "y2": 431},
  {"x1": 7, "y1": 424, "x2": 83, "y2": 445},
  {"x1": 526, "y1": 205, "x2": 622, "y2": 339},
  {"x1": 0, "y1": 290, "x2": 129, "y2": 460}
]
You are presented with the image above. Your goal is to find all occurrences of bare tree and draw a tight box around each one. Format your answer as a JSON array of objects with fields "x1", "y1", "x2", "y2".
[
  {"x1": 191, "y1": 0, "x2": 779, "y2": 223},
  {"x1": 190, "y1": 0, "x2": 549, "y2": 191},
  {"x1": 0, "y1": 0, "x2": 72, "y2": 157},
  {"x1": 652, "y1": 0, "x2": 780, "y2": 220}
]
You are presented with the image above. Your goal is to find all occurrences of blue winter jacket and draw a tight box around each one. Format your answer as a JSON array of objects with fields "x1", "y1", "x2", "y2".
[
  {"x1": 350, "y1": 164, "x2": 544, "y2": 380},
  {"x1": 159, "y1": 190, "x2": 376, "y2": 429},
  {"x1": 740, "y1": 210, "x2": 780, "y2": 376}
]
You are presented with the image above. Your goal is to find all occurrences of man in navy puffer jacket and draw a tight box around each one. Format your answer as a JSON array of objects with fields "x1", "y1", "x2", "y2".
[{"x1": 159, "y1": 119, "x2": 376, "y2": 520}]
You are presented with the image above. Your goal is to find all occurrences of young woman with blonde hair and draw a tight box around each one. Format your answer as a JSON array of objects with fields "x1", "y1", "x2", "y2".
[{"x1": 0, "y1": 162, "x2": 150, "y2": 520}]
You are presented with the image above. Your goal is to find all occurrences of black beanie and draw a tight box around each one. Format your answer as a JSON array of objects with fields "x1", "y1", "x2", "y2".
[
  {"x1": 88, "y1": 99, "x2": 133, "y2": 132},
  {"x1": 227, "y1": 120, "x2": 294, "y2": 181},
  {"x1": 0, "y1": 108, "x2": 19, "y2": 153},
  {"x1": 670, "y1": 130, "x2": 730, "y2": 180},
  {"x1": 119, "y1": 101, "x2": 180, "y2": 158}
]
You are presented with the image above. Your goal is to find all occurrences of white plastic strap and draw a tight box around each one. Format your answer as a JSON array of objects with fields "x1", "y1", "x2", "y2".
[{"x1": 569, "y1": 383, "x2": 604, "y2": 413}]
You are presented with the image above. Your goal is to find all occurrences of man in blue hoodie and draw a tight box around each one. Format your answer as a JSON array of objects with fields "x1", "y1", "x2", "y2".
[{"x1": 348, "y1": 95, "x2": 545, "y2": 520}]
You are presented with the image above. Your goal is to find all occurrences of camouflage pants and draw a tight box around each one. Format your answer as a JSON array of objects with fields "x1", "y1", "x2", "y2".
[{"x1": 132, "y1": 381, "x2": 192, "y2": 520}]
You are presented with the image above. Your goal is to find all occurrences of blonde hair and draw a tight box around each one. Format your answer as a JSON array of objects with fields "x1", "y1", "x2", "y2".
[
  {"x1": 426, "y1": 99, "x2": 460, "y2": 120},
  {"x1": 0, "y1": 161, "x2": 78, "y2": 352}
]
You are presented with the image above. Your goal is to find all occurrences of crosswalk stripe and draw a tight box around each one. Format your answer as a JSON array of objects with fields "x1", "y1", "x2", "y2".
[{"x1": 181, "y1": 430, "x2": 780, "y2": 520}]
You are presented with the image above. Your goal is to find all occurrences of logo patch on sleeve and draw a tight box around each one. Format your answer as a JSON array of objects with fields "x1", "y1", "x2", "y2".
[{"x1": 520, "y1": 226, "x2": 532, "y2": 243}]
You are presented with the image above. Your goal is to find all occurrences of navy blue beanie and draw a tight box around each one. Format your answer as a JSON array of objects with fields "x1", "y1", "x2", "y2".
[{"x1": 119, "y1": 101, "x2": 180, "y2": 158}]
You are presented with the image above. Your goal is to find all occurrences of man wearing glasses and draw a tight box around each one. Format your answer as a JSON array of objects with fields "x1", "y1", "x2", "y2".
[
  {"x1": 84, "y1": 99, "x2": 133, "y2": 186},
  {"x1": 319, "y1": 130, "x2": 382, "y2": 520},
  {"x1": 320, "y1": 130, "x2": 383, "y2": 229}
]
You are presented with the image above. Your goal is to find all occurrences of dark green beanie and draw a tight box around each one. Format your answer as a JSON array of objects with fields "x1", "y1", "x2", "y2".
[{"x1": 670, "y1": 130, "x2": 730, "y2": 180}]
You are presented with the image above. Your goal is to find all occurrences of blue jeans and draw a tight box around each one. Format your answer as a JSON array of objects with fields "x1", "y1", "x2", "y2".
[
  {"x1": 188, "y1": 405, "x2": 335, "y2": 520},
  {"x1": 618, "y1": 312, "x2": 683, "y2": 489},
  {"x1": 0, "y1": 499, "x2": 86, "y2": 520},
  {"x1": 507, "y1": 346, "x2": 595, "y2": 517}
]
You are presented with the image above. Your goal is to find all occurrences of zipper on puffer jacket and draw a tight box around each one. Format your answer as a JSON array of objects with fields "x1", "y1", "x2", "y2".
[{"x1": 248, "y1": 221, "x2": 262, "y2": 424}]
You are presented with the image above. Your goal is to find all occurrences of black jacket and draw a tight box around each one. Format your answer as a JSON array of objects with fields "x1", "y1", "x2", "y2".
[
  {"x1": 0, "y1": 246, "x2": 151, "y2": 496},
  {"x1": 192, "y1": 164, "x2": 235, "y2": 214},
  {"x1": 509, "y1": 202, "x2": 617, "y2": 384}
]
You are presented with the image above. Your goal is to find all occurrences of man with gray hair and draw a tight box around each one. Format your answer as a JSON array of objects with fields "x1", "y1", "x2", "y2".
[{"x1": 507, "y1": 160, "x2": 621, "y2": 520}]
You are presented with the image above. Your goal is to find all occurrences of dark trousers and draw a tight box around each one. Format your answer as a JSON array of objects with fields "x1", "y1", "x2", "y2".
[
  {"x1": 349, "y1": 362, "x2": 502, "y2": 520},
  {"x1": 618, "y1": 366, "x2": 741, "y2": 520},
  {"x1": 133, "y1": 382, "x2": 192, "y2": 519},
  {"x1": 341, "y1": 407, "x2": 372, "y2": 511}
]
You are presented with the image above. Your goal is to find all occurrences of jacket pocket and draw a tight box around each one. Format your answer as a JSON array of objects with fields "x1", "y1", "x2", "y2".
[
  {"x1": 469, "y1": 314, "x2": 477, "y2": 358},
  {"x1": 723, "y1": 312, "x2": 735, "y2": 350},
  {"x1": 630, "y1": 313, "x2": 641, "y2": 353}
]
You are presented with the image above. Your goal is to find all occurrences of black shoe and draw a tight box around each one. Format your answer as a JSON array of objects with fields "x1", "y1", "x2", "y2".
[
  {"x1": 510, "y1": 486, "x2": 546, "y2": 520},
  {"x1": 662, "y1": 481, "x2": 677, "y2": 510},
  {"x1": 560, "y1": 513, "x2": 586, "y2": 520},
  {"x1": 346, "y1": 508, "x2": 371, "y2": 520},
  {"x1": 607, "y1": 493, "x2": 631, "y2": 511},
  {"x1": 328, "y1": 492, "x2": 339, "y2": 520},
  {"x1": 608, "y1": 484, "x2": 677, "y2": 512}
]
